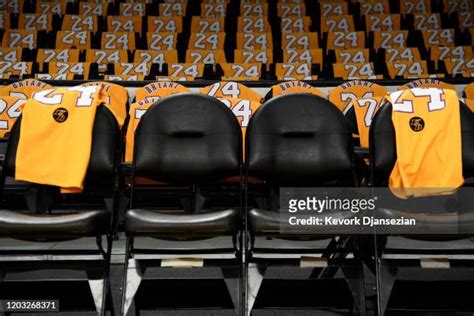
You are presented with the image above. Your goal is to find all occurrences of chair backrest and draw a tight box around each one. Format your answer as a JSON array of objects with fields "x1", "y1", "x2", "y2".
[
  {"x1": 3, "y1": 105, "x2": 120, "y2": 188},
  {"x1": 370, "y1": 101, "x2": 474, "y2": 185},
  {"x1": 133, "y1": 93, "x2": 242, "y2": 184},
  {"x1": 246, "y1": 93, "x2": 355, "y2": 186},
  {"x1": 0, "y1": 139, "x2": 7, "y2": 161}
]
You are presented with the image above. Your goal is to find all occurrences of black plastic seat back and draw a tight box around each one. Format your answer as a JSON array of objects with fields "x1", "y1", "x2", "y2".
[
  {"x1": 0, "y1": 138, "x2": 7, "y2": 161},
  {"x1": 246, "y1": 93, "x2": 355, "y2": 186},
  {"x1": 133, "y1": 93, "x2": 242, "y2": 184},
  {"x1": 3, "y1": 105, "x2": 120, "y2": 188},
  {"x1": 370, "y1": 101, "x2": 474, "y2": 186}
]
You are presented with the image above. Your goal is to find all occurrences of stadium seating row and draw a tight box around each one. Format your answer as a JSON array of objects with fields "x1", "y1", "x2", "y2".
[
  {"x1": 1, "y1": 0, "x2": 473, "y2": 16},
  {"x1": 2, "y1": 13, "x2": 473, "y2": 33},
  {"x1": 1, "y1": 0, "x2": 473, "y2": 80},
  {"x1": 2, "y1": 29, "x2": 470, "y2": 54},
  {"x1": 0, "y1": 59, "x2": 473, "y2": 80},
  {"x1": 0, "y1": 78, "x2": 473, "y2": 157}
]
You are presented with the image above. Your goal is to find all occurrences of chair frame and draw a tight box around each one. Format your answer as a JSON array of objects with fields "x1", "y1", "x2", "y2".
[
  {"x1": 119, "y1": 167, "x2": 245, "y2": 315},
  {"x1": 0, "y1": 108, "x2": 121, "y2": 316}
]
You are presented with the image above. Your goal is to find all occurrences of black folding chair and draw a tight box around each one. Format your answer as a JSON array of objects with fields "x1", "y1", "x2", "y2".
[
  {"x1": 121, "y1": 93, "x2": 243, "y2": 315},
  {"x1": 370, "y1": 100, "x2": 474, "y2": 315},
  {"x1": 245, "y1": 93, "x2": 367, "y2": 315},
  {"x1": 0, "y1": 105, "x2": 120, "y2": 315}
]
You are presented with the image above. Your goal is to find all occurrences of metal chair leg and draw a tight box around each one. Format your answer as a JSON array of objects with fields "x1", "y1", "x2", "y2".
[
  {"x1": 222, "y1": 266, "x2": 241, "y2": 315},
  {"x1": 341, "y1": 261, "x2": 367, "y2": 316},
  {"x1": 246, "y1": 262, "x2": 266, "y2": 316},
  {"x1": 376, "y1": 258, "x2": 397, "y2": 316}
]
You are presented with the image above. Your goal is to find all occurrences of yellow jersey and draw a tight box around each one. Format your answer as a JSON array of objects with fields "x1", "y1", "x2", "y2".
[
  {"x1": 15, "y1": 86, "x2": 106, "y2": 193},
  {"x1": 0, "y1": 96, "x2": 26, "y2": 138},
  {"x1": 400, "y1": 78, "x2": 456, "y2": 91},
  {"x1": 352, "y1": 96, "x2": 386, "y2": 148},
  {"x1": 217, "y1": 97, "x2": 261, "y2": 154},
  {"x1": 266, "y1": 81, "x2": 324, "y2": 100},
  {"x1": 389, "y1": 88, "x2": 463, "y2": 198},
  {"x1": 125, "y1": 98, "x2": 157, "y2": 162},
  {"x1": 81, "y1": 81, "x2": 128, "y2": 127},
  {"x1": 200, "y1": 81, "x2": 263, "y2": 103},
  {"x1": 328, "y1": 80, "x2": 387, "y2": 113},
  {"x1": 1, "y1": 79, "x2": 53, "y2": 99},
  {"x1": 218, "y1": 97, "x2": 262, "y2": 183},
  {"x1": 135, "y1": 81, "x2": 189, "y2": 103}
]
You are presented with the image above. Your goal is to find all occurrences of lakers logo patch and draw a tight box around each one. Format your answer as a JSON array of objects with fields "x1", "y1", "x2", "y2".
[
  {"x1": 409, "y1": 117, "x2": 424, "y2": 132},
  {"x1": 53, "y1": 108, "x2": 68, "y2": 123}
]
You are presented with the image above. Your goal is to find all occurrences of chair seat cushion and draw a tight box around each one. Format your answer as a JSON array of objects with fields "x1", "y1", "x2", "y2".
[
  {"x1": 124, "y1": 208, "x2": 239, "y2": 236},
  {"x1": 378, "y1": 208, "x2": 474, "y2": 239},
  {"x1": 0, "y1": 209, "x2": 110, "y2": 238},
  {"x1": 4, "y1": 177, "x2": 34, "y2": 189}
]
